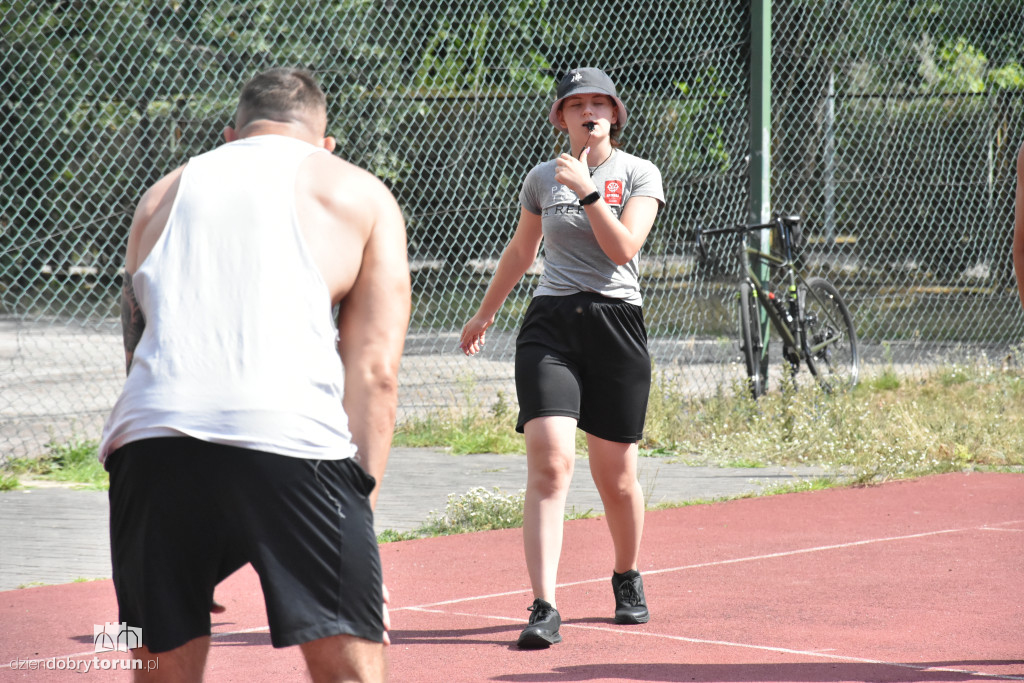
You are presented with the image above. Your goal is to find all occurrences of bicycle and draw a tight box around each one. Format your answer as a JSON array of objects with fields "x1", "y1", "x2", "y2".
[{"x1": 697, "y1": 214, "x2": 859, "y2": 398}]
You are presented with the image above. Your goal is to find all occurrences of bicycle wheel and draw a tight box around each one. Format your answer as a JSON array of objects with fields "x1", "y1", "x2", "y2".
[
  {"x1": 799, "y1": 277, "x2": 858, "y2": 391},
  {"x1": 738, "y1": 281, "x2": 767, "y2": 398}
]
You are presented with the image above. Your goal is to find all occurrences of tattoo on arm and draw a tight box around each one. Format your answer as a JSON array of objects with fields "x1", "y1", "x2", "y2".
[{"x1": 120, "y1": 274, "x2": 145, "y2": 376}]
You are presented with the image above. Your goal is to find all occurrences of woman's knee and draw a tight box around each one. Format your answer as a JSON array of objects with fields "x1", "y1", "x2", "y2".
[
  {"x1": 524, "y1": 417, "x2": 577, "y2": 492},
  {"x1": 527, "y1": 452, "x2": 574, "y2": 495},
  {"x1": 587, "y1": 441, "x2": 639, "y2": 499}
]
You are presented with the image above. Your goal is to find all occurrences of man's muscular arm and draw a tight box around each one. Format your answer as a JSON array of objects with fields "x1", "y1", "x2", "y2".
[
  {"x1": 336, "y1": 179, "x2": 411, "y2": 510},
  {"x1": 120, "y1": 273, "x2": 145, "y2": 376},
  {"x1": 119, "y1": 165, "x2": 183, "y2": 376},
  {"x1": 118, "y1": 165, "x2": 185, "y2": 376}
]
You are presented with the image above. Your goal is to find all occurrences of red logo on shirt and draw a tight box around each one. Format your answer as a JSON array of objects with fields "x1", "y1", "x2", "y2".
[{"x1": 604, "y1": 180, "x2": 623, "y2": 206}]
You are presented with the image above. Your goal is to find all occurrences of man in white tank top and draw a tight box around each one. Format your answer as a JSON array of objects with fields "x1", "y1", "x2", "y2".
[{"x1": 100, "y1": 68, "x2": 410, "y2": 681}]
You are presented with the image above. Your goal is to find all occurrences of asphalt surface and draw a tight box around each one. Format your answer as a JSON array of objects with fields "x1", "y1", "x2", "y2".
[{"x1": 0, "y1": 447, "x2": 832, "y2": 592}]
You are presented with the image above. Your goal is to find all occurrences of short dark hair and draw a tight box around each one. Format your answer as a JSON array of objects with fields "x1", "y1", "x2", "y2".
[{"x1": 235, "y1": 68, "x2": 327, "y2": 129}]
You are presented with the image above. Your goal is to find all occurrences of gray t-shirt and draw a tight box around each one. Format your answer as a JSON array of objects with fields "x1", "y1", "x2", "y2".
[{"x1": 520, "y1": 149, "x2": 665, "y2": 306}]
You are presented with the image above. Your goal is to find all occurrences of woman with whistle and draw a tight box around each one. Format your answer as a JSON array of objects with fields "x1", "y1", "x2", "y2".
[{"x1": 460, "y1": 67, "x2": 665, "y2": 649}]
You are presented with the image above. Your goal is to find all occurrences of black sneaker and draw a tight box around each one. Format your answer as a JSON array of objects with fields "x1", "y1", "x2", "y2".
[
  {"x1": 612, "y1": 570, "x2": 650, "y2": 624},
  {"x1": 516, "y1": 598, "x2": 562, "y2": 648}
]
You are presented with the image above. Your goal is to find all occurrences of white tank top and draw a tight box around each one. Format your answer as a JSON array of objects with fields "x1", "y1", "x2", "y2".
[{"x1": 99, "y1": 135, "x2": 357, "y2": 463}]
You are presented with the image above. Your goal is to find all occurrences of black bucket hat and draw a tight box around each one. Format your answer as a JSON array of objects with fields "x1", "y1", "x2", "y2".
[{"x1": 548, "y1": 67, "x2": 628, "y2": 132}]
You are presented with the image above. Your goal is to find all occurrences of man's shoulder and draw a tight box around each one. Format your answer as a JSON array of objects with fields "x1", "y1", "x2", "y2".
[
  {"x1": 137, "y1": 164, "x2": 186, "y2": 212},
  {"x1": 305, "y1": 151, "x2": 389, "y2": 192},
  {"x1": 299, "y1": 153, "x2": 402, "y2": 231}
]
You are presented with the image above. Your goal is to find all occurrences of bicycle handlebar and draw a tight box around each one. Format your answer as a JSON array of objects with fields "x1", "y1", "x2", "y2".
[
  {"x1": 695, "y1": 214, "x2": 801, "y2": 263},
  {"x1": 698, "y1": 214, "x2": 801, "y2": 238}
]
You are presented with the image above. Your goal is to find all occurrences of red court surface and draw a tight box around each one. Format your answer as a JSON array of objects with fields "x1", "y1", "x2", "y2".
[{"x1": 2, "y1": 472, "x2": 1022, "y2": 682}]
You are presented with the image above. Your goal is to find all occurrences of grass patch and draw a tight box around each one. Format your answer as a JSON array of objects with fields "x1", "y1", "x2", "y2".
[
  {"x1": 417, "y1": 486, "x2": 526, "y2": 536},
  {"x1": 2, "y1": 438, "x2": 107, "y2": 490},
  {"x1": 396, "y1": 356, "x2": 1024, "y2": 490},
  {"x1": 756, "y1": 476, "x2": 844, "y2": 496},
  {"x1": 721, "y1": 457, "x2": 767, "y2": 469},
  {"x1": 394, "y1": 382, "x2": 526, "y2": 454},
  {"x1": 867, "y1": 368, "x2": 901, "y2": 391},
  {"x1": 376, "y1": 486, "x2": 601, "y2": 543},
  {"x1": 649, "y1": 476, "x2": 844, "y2": 511},
  {"x1": 394, "y1": 374, "x2": 592, "y2": 455},
  {"x1": 565, "y1": 505, "x2": 598, "y2": 520},
  {"x1": 393, "y1": 411, "x2": 524, "y2": 455},
  {"x1": 373, "y1": 486, "x2": 528, "y2": 540},
  {"x1": 376, "y1": 529, "x2": 422, "y2": 543},
  {"x1": 642, "y1": 357, "x2": 1024, "y2": 484}
]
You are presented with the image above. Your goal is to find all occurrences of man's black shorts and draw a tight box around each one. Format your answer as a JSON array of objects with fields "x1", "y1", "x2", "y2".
[
  {"x1": 107, "y1": 436, "x2": 383, "y2": 653},
  {"x1": 514, "y1": 292, "x2": 651, "y2": 443}
]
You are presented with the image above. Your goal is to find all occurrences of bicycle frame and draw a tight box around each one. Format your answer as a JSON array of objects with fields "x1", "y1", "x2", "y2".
[
  {"x1": 702, "y1": 216, "x2": 806, "y2": 362},
  {"x1": 739, "y1": 222, "x2": 804, "y2": 363},
  {"x1": 698, "y1": 214, "x2": 859, "y2": 393},
  {"x1": 739, "y1": 219, "x2": 849, "y2": 370}
]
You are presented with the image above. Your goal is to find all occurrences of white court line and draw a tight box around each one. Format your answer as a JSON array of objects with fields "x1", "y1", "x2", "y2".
[
  {"x1": 212, "y1": 626, "x2": 270, "y2": 637},
  {"x1": 392, "y1": 520, "x2": 1024, "y2": 612},
  {"x1": 404, "y1": 606, "x2": 1024, "y2": 681},
  {"x1": 4, "y1": 520, "x2": 1021, "y2": 671}
]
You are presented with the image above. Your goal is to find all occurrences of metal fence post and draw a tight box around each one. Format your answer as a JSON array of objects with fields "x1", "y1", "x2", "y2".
[
  {"x1": 748, "y1": 0, "x2": 772, "y2": 228},
  {"x1": 749, "y1": 0, "x2": 772, "y2": 334}
]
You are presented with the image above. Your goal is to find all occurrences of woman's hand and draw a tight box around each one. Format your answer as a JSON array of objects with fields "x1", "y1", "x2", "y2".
[
  {"x1": 555, "y1": 149, "x2": 597, "y2": 198},
  {"x1": 459, "y1": 312, "x2": 494, "y2": 355}
]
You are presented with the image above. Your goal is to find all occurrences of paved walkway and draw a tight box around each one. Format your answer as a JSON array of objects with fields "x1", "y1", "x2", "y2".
[{"x1": 0, "y1": 447, "x2": 830, "y2": 592}]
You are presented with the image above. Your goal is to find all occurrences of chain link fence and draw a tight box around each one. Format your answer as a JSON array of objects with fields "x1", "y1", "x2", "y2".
[{"x1": 3, "y1": 1, "x2": 1023, "y2": 460}]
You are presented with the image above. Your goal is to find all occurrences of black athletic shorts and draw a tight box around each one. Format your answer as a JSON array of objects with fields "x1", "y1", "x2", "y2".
[
  {"x1": 515, "y1": 292, "x2": 651, "y2": 443},
  {"x1": 107, "y1": 436, "x2": 383, "y2": 654}
]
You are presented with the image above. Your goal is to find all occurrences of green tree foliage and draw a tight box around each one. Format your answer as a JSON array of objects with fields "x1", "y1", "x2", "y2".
[
  {"x1": 1, "y1": 0, "x2": 1022, "y2": 316},
  {"x1": 768, "y1": 0, "x2": 1023, "y2": 285}
]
